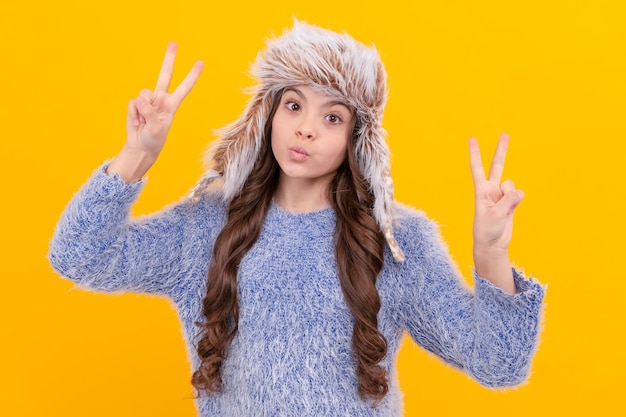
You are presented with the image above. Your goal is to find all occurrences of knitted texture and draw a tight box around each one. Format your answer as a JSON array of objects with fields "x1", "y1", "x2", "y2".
[{"x1": 49, "y1": 165, "x2": 546, "y2": 416}]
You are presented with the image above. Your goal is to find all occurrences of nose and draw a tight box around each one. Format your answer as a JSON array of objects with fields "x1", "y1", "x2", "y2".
[
  {"x1": 297, "y1": 130, "x2": 314, "y2": 140},
  {"x1": 296, "y1": 117, "x2": 315, "y2": 140}
]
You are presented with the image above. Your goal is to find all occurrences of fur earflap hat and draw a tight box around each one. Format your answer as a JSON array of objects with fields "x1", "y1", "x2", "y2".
[{"x1": 189, "y1": 19, "x2": 405, "y2": 262}]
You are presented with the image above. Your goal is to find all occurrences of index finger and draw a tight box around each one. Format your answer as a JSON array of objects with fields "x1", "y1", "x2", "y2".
[{"x1": 155, "y1": 42, "x2": 178, "y2": 93}]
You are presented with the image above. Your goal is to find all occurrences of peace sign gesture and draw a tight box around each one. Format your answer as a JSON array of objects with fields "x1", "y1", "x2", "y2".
[
  {"x1": 127, "y1": 42, "x2": 204, "y2": 156},
  {"x1": 469, "y1": 133, "x2": 524, "y2": 255},
  {"x1": 108, "y1": 43, "x2": 203, "y2": 183}
]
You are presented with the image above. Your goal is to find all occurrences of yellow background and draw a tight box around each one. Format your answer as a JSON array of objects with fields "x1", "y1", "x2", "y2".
[{"x1": 1, "y1": 1, "x2": 624, "y2": 416}]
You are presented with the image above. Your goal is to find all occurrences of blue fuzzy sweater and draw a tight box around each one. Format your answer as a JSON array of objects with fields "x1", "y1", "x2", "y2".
[{"x1": 48, "y1": 165, "x2": 545, "y2": 416}]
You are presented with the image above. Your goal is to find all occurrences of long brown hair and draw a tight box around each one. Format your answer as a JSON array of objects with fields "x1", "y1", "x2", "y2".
[{"x1": 192, "y1": 92, "x2": 388, "y2": 405}]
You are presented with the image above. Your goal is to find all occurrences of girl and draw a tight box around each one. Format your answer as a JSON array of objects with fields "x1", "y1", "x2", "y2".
[{"x1": 49, "y1": 20, "x2": 545, "y2": 416}]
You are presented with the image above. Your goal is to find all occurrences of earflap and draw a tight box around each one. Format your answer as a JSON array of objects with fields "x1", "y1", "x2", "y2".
[
  {"x1": 189, "y1": 88, "x2": 274, "y2": 203},
  {"x1": 356, "y1": 121, "x2": 405, "y2": 262}
]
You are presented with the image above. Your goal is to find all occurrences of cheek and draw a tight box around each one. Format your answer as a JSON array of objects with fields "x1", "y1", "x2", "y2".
[{"x1": 327, "y1": 136, "x2": 350, "y2": 165}]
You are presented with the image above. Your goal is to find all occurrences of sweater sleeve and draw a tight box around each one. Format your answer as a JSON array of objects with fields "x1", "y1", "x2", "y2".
[
  {"x1": 394, "y1": 210, "x2": 546, "y2": 388},
  {"x1": 48, "y1": 164, "x2": 220, "y2": 300}
]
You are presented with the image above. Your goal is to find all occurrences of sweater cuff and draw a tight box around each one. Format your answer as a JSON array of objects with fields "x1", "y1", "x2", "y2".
[
  {"x1": 473, "y1": 268, "x2": 546, "y2": 310},
  {"x1": 89, "y1": 162, "x2": 146, "y2": 202}
]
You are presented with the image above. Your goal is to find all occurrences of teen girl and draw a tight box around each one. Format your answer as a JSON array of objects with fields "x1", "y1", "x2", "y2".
[{"x1": 49, "y1": 20, "x2": 545, "y2": 416}]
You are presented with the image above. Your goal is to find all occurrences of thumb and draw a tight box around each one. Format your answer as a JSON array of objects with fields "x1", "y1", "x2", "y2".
[
  {"x1": 126, "y1": 98, "x2": 140, "y2": 131},
  {"x1": 135, "y1": 95, "x2": 159, "y2": 126}
]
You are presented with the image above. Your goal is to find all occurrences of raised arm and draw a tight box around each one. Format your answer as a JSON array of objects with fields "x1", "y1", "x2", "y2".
[
  {"x1": 49, "y1": 44, "x2": 213, "y2": 299},
  {"x1": 393, "y1": 135, "x2": 544, "y2": 387}
]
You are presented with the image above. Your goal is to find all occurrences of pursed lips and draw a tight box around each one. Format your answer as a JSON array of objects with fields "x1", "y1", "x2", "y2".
[{"x1": 288, "y1": 145, "x2": 310, "y2": 161}]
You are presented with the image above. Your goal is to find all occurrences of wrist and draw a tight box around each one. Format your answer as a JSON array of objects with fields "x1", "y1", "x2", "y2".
[
  {"x1": 106, "y1": 146, "x2": 158, "y2": 183},
  {"x1": 473, "y1": 249, "x2": 516, "y2": 294},
  {"x1": 473, "y1": 244, "x2": 508, "y2": 261}
]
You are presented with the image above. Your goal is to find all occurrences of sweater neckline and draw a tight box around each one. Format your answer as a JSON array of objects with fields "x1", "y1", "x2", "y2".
[
  {"x1": 265, "y1": 201, "x2": 336, "y2": 238},
  {"x1": 270, "y1": 200, "x2": 335, "y2": 217}
]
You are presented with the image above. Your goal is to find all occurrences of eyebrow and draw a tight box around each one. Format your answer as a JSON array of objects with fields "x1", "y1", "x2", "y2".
[{"x1": 284, "y1": 87, "x2": 353, "y2": 113}]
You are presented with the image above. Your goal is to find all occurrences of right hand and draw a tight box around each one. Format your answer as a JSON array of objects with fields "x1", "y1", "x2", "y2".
[
  {"x1": 108, "y1": 43, "x2": 203, "y2": 182},
  {"x1": 126, "y1": 42, "x2": 204, "y2": 157}
]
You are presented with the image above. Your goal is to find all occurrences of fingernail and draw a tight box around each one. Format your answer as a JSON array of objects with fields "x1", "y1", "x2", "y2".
[{"x1": 517, "y1": 190, "x2": 524, "y2": 199}]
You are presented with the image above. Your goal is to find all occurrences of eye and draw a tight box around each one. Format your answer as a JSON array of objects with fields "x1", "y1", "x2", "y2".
[
  {"x1": 285, "y1": 100, "x2": 300, "y2": 111},
  {"x1": 325, "y1": 113, "x2": 343, "y2": 124}
]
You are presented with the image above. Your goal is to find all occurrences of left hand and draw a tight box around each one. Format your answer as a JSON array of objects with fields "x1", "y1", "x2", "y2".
[{"x1": 469, "y1": 133, "x2": 524, "y2": 255}]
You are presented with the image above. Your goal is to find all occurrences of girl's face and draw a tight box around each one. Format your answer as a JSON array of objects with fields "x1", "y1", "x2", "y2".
[{"x1": 271, "y1": 85, "x2": 355, "y2": 187}]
